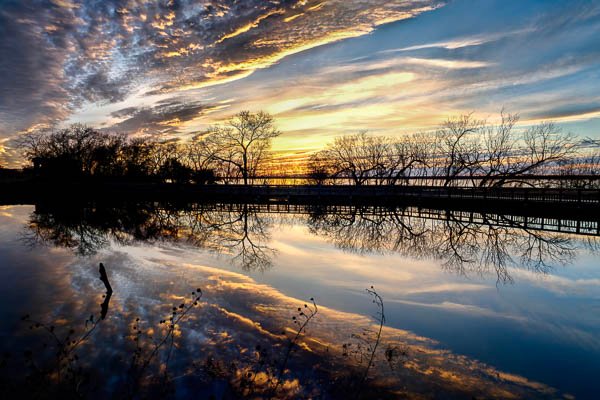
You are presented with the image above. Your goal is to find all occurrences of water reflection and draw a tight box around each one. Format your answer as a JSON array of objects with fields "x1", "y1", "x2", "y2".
[
  {"x1": 1, "y1": 203, "x2": 598, "y2": 398},
  {"x1": 23, "y1": 201, "x2": 598, "y2": 283},
  {"x1": 0, "y1": 259, "x2": 562, "y2": 399},
  {"x1": 306, "y1": 205, "x2": 593, "y2": 283},
  {"x1": 24, "y1": 202, "x2": 275, "y2": 271}
]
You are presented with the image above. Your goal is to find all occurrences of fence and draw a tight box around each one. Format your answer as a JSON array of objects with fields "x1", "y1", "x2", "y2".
[
  {"x1": 219, "y1": 174, "x2": 600, "y2": 188},
  {"x1": 198, "y1": 184, "x2": 600, "y2": 205}
]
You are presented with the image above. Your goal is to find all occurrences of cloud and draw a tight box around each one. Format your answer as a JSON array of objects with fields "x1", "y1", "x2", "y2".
[
  {"x1": 0, "y1": 0, "x2": 442, "y2": 137},
  {"x1": 55, "y1": 250, "x2": 559, "y2": 398},
  {"x1": 387, "y1": 298, "x2": 526, "y2": 321},
  {"x1": 398, "y1": 57, "x2": 492, "y2": 69},
  {"x1": 139, "y1": 0, "x2": 443, "y2": 93},
  {"x1": 509, "y1": 268, "x2": 600, "y2": 298},
  {"x1": 379, "y1": 29, "x2": 534, "y2": 53},
  {"x1": 108, "y1": 99, "x2": 219, "y2": 135},
  {"x1": 0, "y1": 0, "x2": 444, "y2": 165},
  {"x1": 528, "y1": 104, "x2": 600, "y2": 122},
  {"x1": 0, "y1": 1, "x2": 73, "y2": 135}
]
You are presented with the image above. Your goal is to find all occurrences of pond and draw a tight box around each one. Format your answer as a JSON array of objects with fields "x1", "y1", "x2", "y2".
[{"x1": 0, "y1": 202, "x2": 598, "y2": 399}]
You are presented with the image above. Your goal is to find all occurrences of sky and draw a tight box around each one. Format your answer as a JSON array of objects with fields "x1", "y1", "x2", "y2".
[{"x1": 1, "y1": 0, "x2": 600, "y2": 166}]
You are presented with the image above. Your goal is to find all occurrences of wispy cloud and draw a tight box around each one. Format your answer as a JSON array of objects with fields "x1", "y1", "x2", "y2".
[
  {"x1": 387, "y1": 299, "x2": 526, "y2": 321},
  {"x1": 379, "y1": 29, "x2": 533, "y2": 53},
  {"x1": 399, "y1": 57, "x2": 493, "y2": 69},
  {"x1": 108, "y1": 100, "x2": 225, "y2": 136}
]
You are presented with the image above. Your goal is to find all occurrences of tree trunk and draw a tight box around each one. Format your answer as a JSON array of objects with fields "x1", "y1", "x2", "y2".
[{"x1": 242, "y1": 152, "x2": 248, "y2": 185}]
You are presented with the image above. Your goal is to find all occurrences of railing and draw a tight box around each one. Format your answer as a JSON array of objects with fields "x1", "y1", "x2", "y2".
[
  {"x1": 199, "y1": 184, "x2": 600, "y2": 205},
  {"x1": 218, "y1": 174, "x2": 600, "y2": 188},
  {"x1": 152, "y1": 202, "x2": 600, "y2": 237},
  {"x1": 2, "y1": 175, "x2": 599, "y2": 206}
]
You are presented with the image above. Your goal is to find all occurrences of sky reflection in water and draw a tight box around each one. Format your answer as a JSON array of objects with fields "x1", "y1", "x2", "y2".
[{"x1": 0, "y1": 204, "x2": 599, "y2": 398}]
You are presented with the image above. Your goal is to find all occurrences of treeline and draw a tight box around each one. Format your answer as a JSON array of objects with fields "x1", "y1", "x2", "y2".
[
  {"x1": 309, "y1": 112, "x2": 599, "y2": 187},
  {"x1": 17, "y1": 110, "x2": 600, "y2": 187},
  {"x1": 19, "y1": 111, "x2": 280, "y2": 184}
]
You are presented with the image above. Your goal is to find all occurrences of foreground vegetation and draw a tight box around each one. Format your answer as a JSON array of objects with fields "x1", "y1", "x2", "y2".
[
  {"x1": 0, "y1": 272, "x2": 559, "y2": 399},
  {"x1": 0, "y1": 275, "x2": 403, "y2": 400}
]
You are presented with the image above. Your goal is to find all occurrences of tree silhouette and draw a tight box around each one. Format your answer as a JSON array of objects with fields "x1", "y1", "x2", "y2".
[
  {"x1": 203, "y1": 111, "x2": 281, "y2": 184},
  {"x1": 432, "y1": 111, "x2": 575, "y2": 187},
  {"x1": 311, "y1": 131, "x2": 428, "y2": 185}
]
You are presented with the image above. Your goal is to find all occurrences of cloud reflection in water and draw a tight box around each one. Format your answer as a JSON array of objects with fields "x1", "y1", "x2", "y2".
[{"x1": 1, "y1": 203, "x2": 598, "y2": 397}]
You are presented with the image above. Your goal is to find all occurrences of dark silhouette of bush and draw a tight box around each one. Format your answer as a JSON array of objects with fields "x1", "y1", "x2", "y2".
[
  {"x1": 159, "y1": 158, "x2": 194, "y2": 184},
  {"x1": 192, "y1": 168, "x2": 217, "y2": 185}
]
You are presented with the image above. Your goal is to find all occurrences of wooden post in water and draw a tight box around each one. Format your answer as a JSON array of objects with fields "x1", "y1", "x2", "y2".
[
  {"x1": 99, "y1": 263, "x2": 113, "y2": 320},
  {"x1": 99, "y1": 263, "x2": 113, "y2": 294}
]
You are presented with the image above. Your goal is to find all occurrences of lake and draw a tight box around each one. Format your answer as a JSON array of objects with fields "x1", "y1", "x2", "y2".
[{"x1": 0, "y1": 201, "x2": 598, "y2": 399}]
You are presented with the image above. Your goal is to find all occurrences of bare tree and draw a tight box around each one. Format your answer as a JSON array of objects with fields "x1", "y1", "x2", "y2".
[
  {"x1": 503, "y1": 122, "x2": 574, "y2": 182},
  {"x1": 476, "y1": 111, "x2": 520, "y2": 186},
  {"x1": 146, "y1": 140, "x2": 180, "y2": 175},
  {"x1": 433, "y1": 111, "x2": 576, "y2": 187},
  {"x1": 380, "y1": 133, "x2": 429, "y2": 185},
  {"x1": 558, "y1": 149, "x2": 600, "y2": 189},
  {"x1": 182, "y1": 137, "x2": 216, "y2": 172},
  {"x1": 307, "y1": 152, "x2": 333, "y2": 185},
  {"x1": 120, "y1": 137, "x2": 157, "y2": 177},
  {"x1": 313, "y1": 132, "x2": 428, "y2": 185},
  {"x1": 315, "y1": 132, "x2": 388, "y2": 185},
  {"x1": 433, "y1": 113, "x2": 484, "y2": 186},
  {"x1": 479, "y1": 120, "x2": 575, "y2": 187},
  {"x1": 203, "y1": 111, "x2": 281, "y2": 184}
]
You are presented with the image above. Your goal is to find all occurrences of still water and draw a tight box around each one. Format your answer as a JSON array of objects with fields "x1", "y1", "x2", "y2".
[{"x1": 0, "y1": 202, "x2": 598, "y2": 399}]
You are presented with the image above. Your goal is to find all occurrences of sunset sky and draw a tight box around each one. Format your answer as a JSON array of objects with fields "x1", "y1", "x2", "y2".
[{"x1": 1, "y1": 0, "x2": 600, "y2": 166}]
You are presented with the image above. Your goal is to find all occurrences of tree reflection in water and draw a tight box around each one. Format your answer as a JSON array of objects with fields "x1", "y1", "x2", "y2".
[
  {"x1": 23, "y1": 201, "x2": 597, "y2": 282},
  {"x1": 23, "y1": 202, "x2": 276, "y2": 272},
  {"x1": 307, "y1": 205, "x2": 589, "y2": 284},
  {"x1": 7, "y1": 202, "x2": 598, "y2": 398}
]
